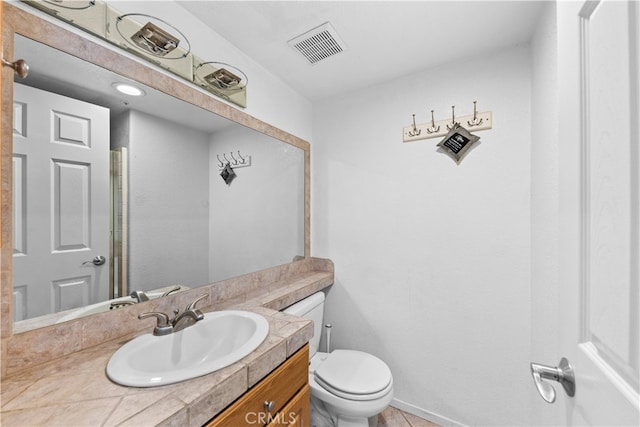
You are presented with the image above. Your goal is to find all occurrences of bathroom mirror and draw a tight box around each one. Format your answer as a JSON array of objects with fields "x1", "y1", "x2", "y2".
[{"x1": 2, "y1": 5, "x2": 310, "y2": 334}]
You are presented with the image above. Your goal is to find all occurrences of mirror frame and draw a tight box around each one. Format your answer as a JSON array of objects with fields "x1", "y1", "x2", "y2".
[{"x1": 0, "y1": 2, "x2": 310, "y2": 340}]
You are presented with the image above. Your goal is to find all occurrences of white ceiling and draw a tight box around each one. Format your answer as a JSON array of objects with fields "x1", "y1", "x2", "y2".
[{"x1": 179, "y1": 1, "x2": 546, "y2": 102}]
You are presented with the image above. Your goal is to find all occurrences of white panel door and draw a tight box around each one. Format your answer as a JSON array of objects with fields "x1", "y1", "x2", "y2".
[
  {"x1": 555, "y1": 0, "x2": 639, "y2": 424},
  {"x1": 12, "y1": 83, "x2": 110, "y2": 320}
]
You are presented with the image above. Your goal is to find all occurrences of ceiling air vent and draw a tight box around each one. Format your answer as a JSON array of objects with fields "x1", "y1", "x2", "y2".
[{"x1": 288, "y1": 22, "x2": 346, "y2": 65}]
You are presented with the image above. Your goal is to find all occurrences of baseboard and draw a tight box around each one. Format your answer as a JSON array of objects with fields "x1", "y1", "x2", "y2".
[{"x1": 390, "y1": 398, "x2": 465, "y2": 427}]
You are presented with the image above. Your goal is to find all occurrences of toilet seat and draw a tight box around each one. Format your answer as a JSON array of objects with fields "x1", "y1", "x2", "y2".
[{"x1": 314, "y1": 350, "x2": 393, "y2": 401}]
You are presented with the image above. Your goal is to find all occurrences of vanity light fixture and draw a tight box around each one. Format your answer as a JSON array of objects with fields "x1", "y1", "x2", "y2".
[
  {"x1": 131, "y1": 21, "x2": 179, "y2": 57},
  {"x1": 23, "y1": 1, "x2": 245, "y2": 107},
  {"x1": 205, "y1": 68, "x2": 241, "y2": 89},
  {"x1": 112, "y1": 83, "x2": 145, "y2": 97},
  {"x1": 41, "y1": 0, "x2": 96, "y2": 10},
  {"x1": 115, "y1": 13, "x2": 191, "y2": 60},
  {"x1": 195, "y1": 61, "x2": 248, "y2": 92}
]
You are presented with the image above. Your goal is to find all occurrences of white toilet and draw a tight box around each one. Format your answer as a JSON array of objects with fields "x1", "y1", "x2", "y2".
[{"x1": 283, "y1": 292, "x2": 393, "y2": 427}]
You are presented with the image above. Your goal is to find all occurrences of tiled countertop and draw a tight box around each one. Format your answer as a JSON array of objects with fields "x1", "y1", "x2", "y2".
[{"x1": 0, "y1": 267, "x2": 333, "y2": 426}]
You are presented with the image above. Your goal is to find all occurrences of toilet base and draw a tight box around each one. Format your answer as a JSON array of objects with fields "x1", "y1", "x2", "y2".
[
  {"x1": 310, "y1": 396, "x2": 381, "y2": 427},
  {"x1": 337, "y1": 414, "x2": 379, "y2": 427},
  {"x1": 310, "y1": 395, "x2": 336, "y2": 427}
]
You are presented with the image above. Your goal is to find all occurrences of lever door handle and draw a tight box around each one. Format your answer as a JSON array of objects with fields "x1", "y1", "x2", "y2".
[
  {"x1": 530, "y1": 357, "x2": 576, "y2": 403},
  {"x1": 82, "y1": 255, "x2": 106, "y2": 266}
]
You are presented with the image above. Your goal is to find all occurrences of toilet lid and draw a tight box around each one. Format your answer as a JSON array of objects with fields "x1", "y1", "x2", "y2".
[{"x1": 314, "y1": 350, "x2": 392, "y2": 401}]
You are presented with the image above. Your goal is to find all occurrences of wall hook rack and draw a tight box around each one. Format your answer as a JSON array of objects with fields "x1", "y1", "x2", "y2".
[
  {"x1": 467, "y1": 100, "x2": 483, "y2": 127},
  {"x1": 408, "y1": 114, "x2": 421, "y2": 137},
  {"x1": 426, "y1": 110, "x2": 440, "y2": 134},
  {"x1": 446, "y1": 105, "x2": 459, "y2": 130},
  {"x1": 403, "y1": 101, "x2": 492, "y2": 143},
  {"x1": 217, "y1": 150, "x2": 252, "y2": 170}
]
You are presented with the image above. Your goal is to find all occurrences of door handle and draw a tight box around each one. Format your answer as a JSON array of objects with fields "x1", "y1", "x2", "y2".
[
  {"x1": 530, "y1": 357, "x2": 576, "y2": 403},
  {"x1": 82, "y1": 255, "x2": 106, "y2": 266}
]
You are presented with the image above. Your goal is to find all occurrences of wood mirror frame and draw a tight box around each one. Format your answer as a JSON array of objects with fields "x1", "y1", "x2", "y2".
[{"x1": 0, "y1": 3, "x2": 310, "y2": 371}]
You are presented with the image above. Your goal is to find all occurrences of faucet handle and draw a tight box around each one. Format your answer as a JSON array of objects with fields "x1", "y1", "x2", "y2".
[
  {"x1": 138, "y1": 311, "x2": 173, "y2": 336},
  {"x1": 184, "y1": 294, "x2": 207, "y2": 322},
  {"x1": 186, "y1": 294, "x2": 208, "y2": 312},
  {"x1": 130, "y1": 290, "x2": 149, "y2": 302},
  {"x1": 161, "y1": 285, "x2": 182, "y2": 297}
]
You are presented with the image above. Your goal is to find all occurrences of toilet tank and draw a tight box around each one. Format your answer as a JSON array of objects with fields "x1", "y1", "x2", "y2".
[{"x1": 282, "y1": 292, "x2": 325, "y2": 357}]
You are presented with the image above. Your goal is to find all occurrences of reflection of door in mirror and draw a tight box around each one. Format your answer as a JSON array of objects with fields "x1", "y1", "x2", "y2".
[
  {"x1": 10, "y1": 33, "x2": 307, "y2": 330},
  {"x1": 13, "y1": 83, "x2": 110, "y2": 321}
]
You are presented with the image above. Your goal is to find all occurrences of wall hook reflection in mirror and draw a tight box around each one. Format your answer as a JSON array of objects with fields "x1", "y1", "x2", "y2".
[
  {"x1": 408, "y1": 114, "x2": 421, "y2": 137},
  {"x1": 2, "y1": 58, "x2": 29, "y2": 78},
  {"x1": 220, "y1": 162, "x2": 236, "y2": 186},
  {"x1": 230, "y1": 151, "x2": 239, "y2": 165},
  {"x1": 467, "y1": 100, "x2": 484, "y2": 127},
  {"x1": 426, "y1": 110, "x2": 440, "y2": 134},
  {"x1": 446, "y1": 105, "x2": 460, "y2": 130},
  {"x1": 236, "y1": 150, "x2": 247, "y2": 164},
  {"x1": 217, "y1": 151, "x2": 252, "y2": 170}
]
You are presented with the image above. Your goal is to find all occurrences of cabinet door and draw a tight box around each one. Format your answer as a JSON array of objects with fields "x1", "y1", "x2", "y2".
[{"x1": 267, "y1": 385, "x2": 310, "y2": 427}]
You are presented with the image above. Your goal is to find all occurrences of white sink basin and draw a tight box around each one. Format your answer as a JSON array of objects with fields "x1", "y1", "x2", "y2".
[{"x1": 106, "y1": 310, "x2": 269, "y2": 387}]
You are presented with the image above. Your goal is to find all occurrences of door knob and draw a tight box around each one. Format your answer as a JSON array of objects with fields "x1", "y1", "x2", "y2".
[
  {"x1": 530, "y1": 357, "x2": 576, "y2": 403},
  {"x1": 83, "y1": 255, "x2": 106, "y2": 266},
  {"x1": 2, "y1": 58, "x2": 29, "y2": 78}
]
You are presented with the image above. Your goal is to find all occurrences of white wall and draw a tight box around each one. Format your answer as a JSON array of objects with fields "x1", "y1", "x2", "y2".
[
  {"x1": 125, "y1": 110, "x2": 211, "y2": 291},
  {"x1": 312, "y1": 45, "x2": 534, "y2": 426},
  {"x1": 208, "y1": 125, "x2": 305, "y2": 282}
]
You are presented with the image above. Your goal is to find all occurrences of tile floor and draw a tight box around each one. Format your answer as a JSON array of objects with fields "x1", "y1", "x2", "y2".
[{"x1": 377, "y1": 406, "x2": 440, "y2": 427}]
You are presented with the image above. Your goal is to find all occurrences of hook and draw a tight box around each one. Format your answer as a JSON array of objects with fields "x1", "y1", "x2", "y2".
[
  {"x1": 426, "y1": 110, "x2": 440, "y2": 134},
  {"x1": 229, "y1": 152, "x2": 239, "y2": 165},
  {"x1": 408, "y1": 114, "x2": 421, "y2": 137},
  {"x1": 2, "y1": 58, "x2": 29, "y2": 78},
  {"x1": 446, "y1": 105, "x2": 460, "y2": 130},
  {"x1": 223, "y1": 153, "x2": 231, "y2": 165},
  {"x1": 237, "y1": 150, "x2": 246, "y2": 164},
  {"x1": 467, "y1": 101, "x2": 483, "y2": 127},
  {"x1": 216, "y1": 154, "x2": 224, "y2": 168}
]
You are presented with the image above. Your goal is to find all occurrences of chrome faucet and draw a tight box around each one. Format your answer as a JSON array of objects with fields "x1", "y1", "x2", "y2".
[
  {"x1": 138, "y1": 311, "x2": 173, "y2": 336},
  {"x1": 138, "y1": 294, "x2": 207, "y2": 336},
  {"x1": 130, "y1": 286, "x2": 181, "y2": 303},
  {"x1": 161, "y1": 285, "x2": 182, "y2": 297},
  {"x1": 172, "y1": 309, "x2": 204, "y2": 332},
  {"x1": 130, "y1": 290, "x2": 149, "y2": 303},
  {"x1": 172, "y1": 294, "x2": 206, "y2": 332}
]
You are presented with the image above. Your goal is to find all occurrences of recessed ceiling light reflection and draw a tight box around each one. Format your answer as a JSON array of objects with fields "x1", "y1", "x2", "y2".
[{"x1": 112, "y1": 83, "x2": 145, "y2": 97}]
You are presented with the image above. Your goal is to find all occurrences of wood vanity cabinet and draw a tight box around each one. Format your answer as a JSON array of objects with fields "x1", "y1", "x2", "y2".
[
  {"x1": 267, "y1": 384, "x2": 309, "y2": 427},
  {"x1": 207, "y1": 345, "x2": 310, "y2": 427}
]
